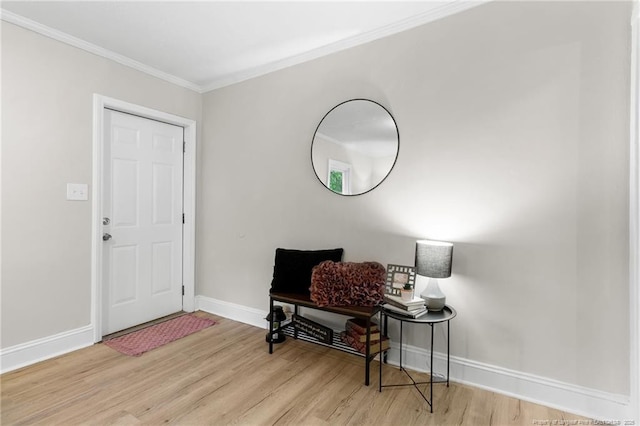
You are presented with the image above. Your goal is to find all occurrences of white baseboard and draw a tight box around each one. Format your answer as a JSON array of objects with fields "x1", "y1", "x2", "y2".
[
  {"x1": 0, "y1": 325, "x2": 94, "y2": 374},
  {"x1": 199, "y1": 297, "x2": 634, "y2": 422},
  {"x1": 196, "y1": 295, "x2": 267, "y2": 329},
  {"x1": 384, "y1": 341, "x2": 634, "y2": 422}
]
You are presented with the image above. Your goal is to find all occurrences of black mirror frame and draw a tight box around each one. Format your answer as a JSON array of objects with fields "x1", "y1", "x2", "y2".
[{"x1": 310, "y1": 98, "x2": 400, "y2": 196}]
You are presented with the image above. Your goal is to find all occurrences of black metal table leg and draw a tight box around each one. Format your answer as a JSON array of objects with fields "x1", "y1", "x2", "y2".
[
  {"x1": 378, "y1": 306, "x2": 456, "y2": 414},
  {"x1": 399, "y1": 320, "x2": 403, "y2": 370},
  {"x1": 430, "y1": 323, "x2": 434, "y2": 413},
  {"x1": 447, "y1": 319, "x2": 450, "y2": 387}
]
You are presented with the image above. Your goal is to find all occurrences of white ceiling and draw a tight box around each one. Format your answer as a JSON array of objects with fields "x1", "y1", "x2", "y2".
[{"x1": 1, "y1": 1, "x2": 485, "y2": 93}]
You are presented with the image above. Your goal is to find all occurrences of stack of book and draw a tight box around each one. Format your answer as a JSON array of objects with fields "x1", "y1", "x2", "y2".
[
  {"x1": 382, "y1": 294, "x2": 429, "y2": 318},
  {"x1": 340, "y1": 318, "x2": 390, "y2": 354}
]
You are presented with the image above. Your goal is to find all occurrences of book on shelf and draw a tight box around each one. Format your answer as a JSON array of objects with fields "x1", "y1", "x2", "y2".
[
  {"x1": 339, "y1": 331, "x2": 390, "y2": 354},
  {"x1": 382, "y1": 303, "x2": 429, "y2": 318},
  {"x1": 345, "y1": 318, "x2": 379, "y2": 335},
  {"x1": 384, "y1": 294, "x2": 426, "y2": 309},
  {"x1": 344, "y1": 324, "x2": 381, "y2": 343}
]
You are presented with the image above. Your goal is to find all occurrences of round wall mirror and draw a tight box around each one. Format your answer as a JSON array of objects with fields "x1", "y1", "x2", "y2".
[{"x1": 311, "y1": 99, "x2": 399, "y2": 196}]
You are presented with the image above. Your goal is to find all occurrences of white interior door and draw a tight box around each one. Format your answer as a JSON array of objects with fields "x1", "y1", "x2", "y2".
[{"x1": 102, "y1": 109, "x2": 184, "y2": 335}]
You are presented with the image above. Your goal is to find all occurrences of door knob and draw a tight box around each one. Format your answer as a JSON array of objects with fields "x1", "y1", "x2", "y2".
[
  {"x1": 103, "y1": 217, "x2": 110, "y2": 225},
  {"x1": 103, "y1": 233, "x2": 112, "y2": 241}
]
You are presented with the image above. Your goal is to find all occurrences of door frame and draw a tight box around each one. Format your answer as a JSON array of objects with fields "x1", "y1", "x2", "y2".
[{"x1": 91, "y1": 94, "x2": 197, "y2": 343}]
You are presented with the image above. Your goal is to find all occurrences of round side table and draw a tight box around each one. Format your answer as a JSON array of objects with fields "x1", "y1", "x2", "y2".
[{"x1": 379, "y1": 305, "x2": 457, "y2": 413}]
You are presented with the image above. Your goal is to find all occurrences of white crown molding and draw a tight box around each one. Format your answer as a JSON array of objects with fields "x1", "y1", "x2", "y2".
[
  {"x1": 0, "y1": 9, "x2": 202, "y2": 93},
  {"x1": 1, "y1": 1, "x2": 490, "y2": 94},
  {"x1": 199, "y1": 0, "x2": 492, "y2": 92}
]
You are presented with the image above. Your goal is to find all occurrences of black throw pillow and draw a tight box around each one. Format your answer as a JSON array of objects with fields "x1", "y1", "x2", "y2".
[{"x1": 270, "y1": 248, "x2": 344, "y2": 295}]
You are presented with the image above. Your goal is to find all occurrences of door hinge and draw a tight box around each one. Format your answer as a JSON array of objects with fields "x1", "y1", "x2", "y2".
[
  {"x1": 182, "y1": 213, "x2": 185, "y2": 224},
  {"x1": 183, "y1": 141, "x2": 186, "y2": 153},
  {"x1": 182, "y1": 285, "x2": 185, "y2": 296}
]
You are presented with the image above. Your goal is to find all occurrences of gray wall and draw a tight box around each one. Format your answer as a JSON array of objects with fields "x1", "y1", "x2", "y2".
[
  {"x1": 1, "y1": 23, "x2": 202, "y2": 347},
  {"x1": 199, "y1": 1, "x2": 631, "y2": 394}
]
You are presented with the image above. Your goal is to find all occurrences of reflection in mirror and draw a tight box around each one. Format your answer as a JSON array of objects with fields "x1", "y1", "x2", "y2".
[{"x1": 311, "y1": 99, "x2": 399, "y2": 196}]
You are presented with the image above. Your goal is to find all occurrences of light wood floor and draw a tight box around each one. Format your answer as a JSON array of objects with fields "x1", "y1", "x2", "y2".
[{"x1": 1, "y1": 312, "x2": 587, "y2": 425}]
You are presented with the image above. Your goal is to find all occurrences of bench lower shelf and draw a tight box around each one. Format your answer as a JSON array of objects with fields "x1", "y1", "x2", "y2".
[{"x1": 281, "y1": 325, "x2": 381, "y2": 358}]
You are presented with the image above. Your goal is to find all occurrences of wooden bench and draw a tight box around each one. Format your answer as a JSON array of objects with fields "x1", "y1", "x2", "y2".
[{"x1": 268, "y1": 291, "x2": 381, "y2": 386}]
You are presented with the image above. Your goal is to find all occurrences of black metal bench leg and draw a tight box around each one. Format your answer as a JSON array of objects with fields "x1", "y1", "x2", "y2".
[
  {"x1": 365, "y1": 315, "x2": 371, "y2": 386},
  {"x1": 379, "y1": 310, "x2": 383, "y2": 392},
  {"x1": 268, "y1": 297, "x2": 274, "y2": 354}
]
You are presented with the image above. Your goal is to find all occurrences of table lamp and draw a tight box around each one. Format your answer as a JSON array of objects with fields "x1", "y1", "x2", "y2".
[{"x1": 415, "y1": 240, "x2": 453, "y2": 311}]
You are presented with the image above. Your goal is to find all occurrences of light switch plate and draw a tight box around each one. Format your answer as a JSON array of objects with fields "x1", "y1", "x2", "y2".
[{"x1": 67, "y1": 183, "x2": 89, "y2": 201}]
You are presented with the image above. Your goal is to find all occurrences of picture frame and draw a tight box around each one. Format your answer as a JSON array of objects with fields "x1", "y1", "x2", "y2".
[{"x1": 385, "y1": 264, "x2": 416, "y2": 296}]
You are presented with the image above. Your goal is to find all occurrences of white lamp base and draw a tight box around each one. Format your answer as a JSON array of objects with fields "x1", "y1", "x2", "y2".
[{"x1": 420, "y1": 278, "x2": 446, "y2": 311}]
